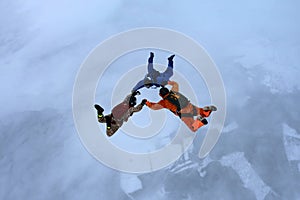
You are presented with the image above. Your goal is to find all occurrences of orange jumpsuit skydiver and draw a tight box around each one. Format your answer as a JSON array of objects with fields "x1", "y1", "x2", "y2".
[{"x1": 146, "y1": 81, "x2": 217, "y2": 132}]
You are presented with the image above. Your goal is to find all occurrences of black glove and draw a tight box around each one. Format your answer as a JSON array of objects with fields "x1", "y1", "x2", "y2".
[
  {"x1": 141, "y1": 99, "x2": 147, "y2": 106},
  {"x1": 132, "y1": 91, "x2": 141, "y2": 97},
  {"x1": 129, "y1": 96, "x2": 137, "y2": 107}
]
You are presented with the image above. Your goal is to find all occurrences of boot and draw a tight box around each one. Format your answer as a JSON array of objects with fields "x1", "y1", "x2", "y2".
[
  {"x1": 106, "y1": 127, "x2": 114, "y2": 137},
  {"x1": 168, "y1": 54, "x2": 175, "y2": 61},
  {"x1": 192, "y1": 116, "x2": 208, "y2": 131},
  {"x1": 197, "y1": 115, "x2": 208, "y2": 125},
  {"x1": 105, "y1": 115, "x2": 112, "y2": 129},
  {"x1": 94, "y1": 104, "x2": 104, "y2": 118},
  {"x1": 203, "y1": 105, "x2": 217, "y2": 112},
  {"x1": 168, "y1": 54, "x2": 175, "y2": 67},
  {"x1": 148, "y1": 52, "x2": 154, "y2": 63}
]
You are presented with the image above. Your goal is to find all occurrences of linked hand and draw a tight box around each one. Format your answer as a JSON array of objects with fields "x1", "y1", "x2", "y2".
[
  {"x1": 145, "y1": 101, "x2": 151, "y2": 107},
  {"x1": 141, "y1": 99, "x2": 147, "y2": 106},
  {"x1": 132, "y1": 91, "x2": 141, "y2": 96}
]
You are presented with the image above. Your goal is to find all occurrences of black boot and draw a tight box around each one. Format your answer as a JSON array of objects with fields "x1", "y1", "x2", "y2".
[
  {"x1": 168, "y1": 54, "x2": 175, "y2": 67},
  {"x1": 197, "y1": 116, "x2": 208, "y2": 125},
  {"x1": 105, "y1": 115, "x2": 112, "y2": 129},
  {"x1": 148, "y1": 52, "x2": 154, "y2": 63},
  {"x1": 168, "y1": 54, "x2": 175, "y2": 61},
  {"x1": 94, "y1": 104, "x2": 104, "y2": 117}
]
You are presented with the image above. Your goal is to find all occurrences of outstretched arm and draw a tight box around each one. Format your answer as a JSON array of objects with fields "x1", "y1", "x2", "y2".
[
  {"x1": 146, "y1": 100, "x2": 165, "y2": 110},
  {"x1": 132, "y1": 79, "x2": 145, "y2": 93},
  {"x1": 168, "y1": 80, "x2": 179, "y2": 92},
  {"x1": 131, "y1": 103, "x2": 144, "y2": 113},
  {"x1": 127, "y1": 99, "x2": 147, "y2": 118}
]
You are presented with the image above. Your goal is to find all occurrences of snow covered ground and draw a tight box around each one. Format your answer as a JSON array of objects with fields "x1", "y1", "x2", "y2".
[{"x1": 1, "y1": 0, "x2": 300, "y2": 199}]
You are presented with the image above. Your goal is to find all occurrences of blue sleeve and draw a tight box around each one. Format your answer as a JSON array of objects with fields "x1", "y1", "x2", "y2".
[{"x1": 132, "y1": 79, "x2": 145, "y2": 92}]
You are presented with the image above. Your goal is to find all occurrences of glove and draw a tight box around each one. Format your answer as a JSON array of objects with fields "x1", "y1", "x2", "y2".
[
  {"x1": 141, "y1": 99, "x2": 147, "y2": 106},
  {"x1": 132, "y1": 91, "x2": 141, "y2": 96},
  {"x1": 129, "y1": 96, "x2": 137, "y2": 107}
]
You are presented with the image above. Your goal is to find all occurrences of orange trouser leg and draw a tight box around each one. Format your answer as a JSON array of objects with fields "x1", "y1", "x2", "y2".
[
  {"x1": 197, "y1": 107, "x2": 212, "y2": 117},
  {"x1": 181, "y1": 117, "x2": 204, "y2": 132},
  {"x1": 181, "y1": 103, "x2": 212, "y2": 118}
]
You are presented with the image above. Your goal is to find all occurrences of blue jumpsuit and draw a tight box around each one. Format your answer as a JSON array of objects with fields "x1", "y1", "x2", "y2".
[{"x1": 132, "y1": 61, "x2": 174, "y2": 92}]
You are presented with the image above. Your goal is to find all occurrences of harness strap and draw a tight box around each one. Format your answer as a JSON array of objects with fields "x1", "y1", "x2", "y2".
[{"x1": 177, "y1": 105, "x2": 198, "y2": 118}]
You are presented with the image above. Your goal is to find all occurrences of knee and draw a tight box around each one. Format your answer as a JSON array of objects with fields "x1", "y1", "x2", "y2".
[{"x1": 98, "y1": 117, "x2": 105, "y2": 123}]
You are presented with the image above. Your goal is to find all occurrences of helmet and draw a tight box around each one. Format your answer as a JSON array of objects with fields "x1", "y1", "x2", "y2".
[
  {"x1": 129, "y1": 96, "x2": 137, "y2": 107},
  {"x1": 159, "y1": 87, "x2": 169, "y2": 97}
]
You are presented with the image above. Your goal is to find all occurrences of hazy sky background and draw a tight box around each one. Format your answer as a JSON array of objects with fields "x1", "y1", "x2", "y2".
[{"x1": 1, "y1": 0, "x2": 300, "y2": 199}]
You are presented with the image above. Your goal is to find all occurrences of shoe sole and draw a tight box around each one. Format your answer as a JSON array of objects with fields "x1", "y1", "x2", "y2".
[{"x1": 203, "y1": 105, "x2": 217, "y2": 112}]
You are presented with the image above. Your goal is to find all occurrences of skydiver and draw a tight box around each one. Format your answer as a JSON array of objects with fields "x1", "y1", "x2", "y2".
[
  {"x1": 145, "y1": 81, "x2": 217, "y2": 132},
  {"x1": 94, "y1": 91, "x2": 147, "y2": 137},
  {"x1": 131, "y1": 52, "x2": 175, "y2": 93}
]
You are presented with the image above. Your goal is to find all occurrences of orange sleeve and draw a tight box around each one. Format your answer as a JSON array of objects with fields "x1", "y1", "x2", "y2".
[{"x1": 146, "y1": 100, "x2": 165, "y2": 110}]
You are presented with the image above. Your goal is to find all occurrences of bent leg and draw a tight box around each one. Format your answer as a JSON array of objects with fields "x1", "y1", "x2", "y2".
[
  {"x1": 161, "y1": 54, "x2": 174, "y2": 79},
  {"x1": 98, "y1": 114, "x2": 117, "y2": 136},
  {"x1": 161, "y1": 66, "x2": 174, "y2": 81},
  {"x1": 105, "y1": 116, "x2": 121, "y2": 137},
  {"x1": 181, "y1": 117, "x2": 205, "y2": 132},
  {"x1": 147, "y1": 62, "x2": 155, "y2": 74},
  {"x1": 106, "y1": 123, "x2": 119, "y2": 137},
  {"x1": 196, "y1": 107, "x2": 212, "y2": 117},
  {"x1": 200, "y1": 108, "x2": 212, "y2": 117},
  {"x1": 98, "y1": 115, "x2": 106, "y2": 123}
]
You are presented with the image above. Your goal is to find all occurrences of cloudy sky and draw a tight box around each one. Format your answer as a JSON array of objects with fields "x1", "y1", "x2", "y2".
[{"x1": 1, "y1": 0, "x2": 300, "y2": 199}]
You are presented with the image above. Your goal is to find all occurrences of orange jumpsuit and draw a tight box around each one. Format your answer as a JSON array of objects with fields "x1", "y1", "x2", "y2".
[{"x1": 146, "y1": 81, "x2": 213, "y2": 132}]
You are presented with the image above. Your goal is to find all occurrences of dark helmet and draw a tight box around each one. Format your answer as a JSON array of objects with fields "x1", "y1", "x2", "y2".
[
  {"x1": 159, "y1": 87, "x2": 169, "y2": 97},
  {"x1": 129, "y1": 96, "x2": 137, "y2": 107}
]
